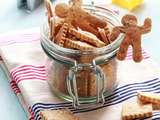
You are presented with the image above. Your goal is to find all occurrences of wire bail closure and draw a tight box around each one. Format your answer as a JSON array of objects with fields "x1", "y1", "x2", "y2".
[{"x1": 66, "y1": 60, "x2": 105, "y2": 108}]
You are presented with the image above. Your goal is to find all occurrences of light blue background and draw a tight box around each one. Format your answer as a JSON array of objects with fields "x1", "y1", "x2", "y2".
[
  {"x1": 0, "y1": 0, "x2": 160, "y2": 119},
  {"x1": 0, "y1": 64, "x2": 27, "y2": 120}
]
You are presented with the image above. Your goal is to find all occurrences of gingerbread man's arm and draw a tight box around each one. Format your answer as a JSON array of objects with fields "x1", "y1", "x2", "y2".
[
  {"x1": 109, "y1": 26, "x2": 126, "y2": 42},
  {"x1": 139, "y1": 18, "x2": 152, "y2": 34}
]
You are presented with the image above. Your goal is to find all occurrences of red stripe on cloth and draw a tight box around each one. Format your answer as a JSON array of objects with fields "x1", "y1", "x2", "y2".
[
  {"x1": 126, "y1": 53, "x2": 146, "y2": 58},
  {"x1": 12, "y1": 70, "x2": 46, "y2": 77},
  {"x1": 0, "y1": 33, "x2": 40, "y2": 46},
  {"x1": 0, "y1": 56, "x2": 2, "y2": 61},
  {"x1": 126, "y1": 50, "x2": 148, "y2": 57},
  {"x1": 13, "y1": 73, "x2": 46, "y2": 82},
  {"x1": 14, "y1": 90, "x2": 21, "y2": 94},
  {"x1": 125, "y1": 47, "x2": 150, "y2": 60},
  {"x1": 126, "y1": 55, "x2": 150, "y2": 60},
  {"x1": 28, "y1": 107, "x2": 35, "y2": 120},
  {"x1": 11, "y1": 86, "x2": 20, "y2": 91},
  {"x1": 29, "y1": 117, "x2": 34, "y2": 120},
  {"x1": 10, "y1": 65, "x2": 47, "y2": 84},
  {"x1": 15, "y1": 76, "x2": 46, "y2": 84},
  {"x1": 10, "y1": 85, "x2": 21, "y2": 94},
  {"x1": 10, "y1": 81, "x2": 21, "y2": 94},
  {"x1": 11, "y1": 65, "x2": 45, "y2": 76}
]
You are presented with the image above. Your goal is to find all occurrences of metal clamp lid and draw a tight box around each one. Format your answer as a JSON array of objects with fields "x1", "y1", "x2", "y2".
[{"x1": 66, "y1": 60, "x2": 105, "y2": 108}]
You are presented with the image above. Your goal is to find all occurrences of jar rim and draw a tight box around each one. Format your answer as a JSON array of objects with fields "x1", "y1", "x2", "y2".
[{"x1": 41, "y1": 5, "x2": 124, "y2": 56}]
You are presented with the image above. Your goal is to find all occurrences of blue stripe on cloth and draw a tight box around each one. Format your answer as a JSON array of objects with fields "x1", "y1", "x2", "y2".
[
  {"x1": 152, "y1": 112, "x2": 160, "y2": 120},
  {"x1": 31, "y1": 78, "x2": 160, "y2": 120},
  {"x1": 33, "y1": 80, "x2": 160, "y2": 114}
]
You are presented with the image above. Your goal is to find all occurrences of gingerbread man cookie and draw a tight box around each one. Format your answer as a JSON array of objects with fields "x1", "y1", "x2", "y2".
[{"x1": 110, "y1": 14, "x2": 152, "y2": 62}]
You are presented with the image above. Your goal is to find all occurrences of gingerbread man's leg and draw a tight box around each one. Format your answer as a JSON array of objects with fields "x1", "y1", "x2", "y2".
[
  {"x1": 132, "y1": 37, "x2": 142, "y2": 62},
  {"x1": 116, "y1": 35, "x2": 130, "y2": 60}
]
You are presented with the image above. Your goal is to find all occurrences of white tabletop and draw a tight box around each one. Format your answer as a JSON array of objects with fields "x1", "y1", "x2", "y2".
[{"x1": 0, "y1": 0, "x2": 160, "y2": 120}]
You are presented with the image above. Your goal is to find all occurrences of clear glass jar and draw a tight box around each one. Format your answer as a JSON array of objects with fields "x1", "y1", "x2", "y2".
[{"x1": 41, "y1": 5, "x2": 123, "y2": 108}]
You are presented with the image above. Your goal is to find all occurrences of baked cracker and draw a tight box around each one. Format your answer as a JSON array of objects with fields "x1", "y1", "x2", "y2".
[
  {"x1": 40, "y1": 109, "x2": 79, "y2": 120},
  {"x1": 64, "y1": 38, "x2": 95, "y2": 51},
  {"x1": 138, "y1": 92, "x2": 160, "y2": 105},
  {"x1": 122, "y1": 102, "x2": 152, "y2": 120}
]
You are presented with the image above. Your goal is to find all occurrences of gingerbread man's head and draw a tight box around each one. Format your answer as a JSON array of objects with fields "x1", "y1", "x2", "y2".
[
  {"x1": 55, "y1": 3, "x2": 69, "y2": 18},
  {"x1": 121, "y1": 14, "x2": 138, "y2": 27}
]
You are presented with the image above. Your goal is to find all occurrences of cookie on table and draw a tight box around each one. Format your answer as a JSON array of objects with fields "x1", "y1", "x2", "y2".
[
  {"x1": 40, "y1": 109, "x2": 80, "y2": 120},
  {"x1": 122, "y1": 102, "x2": 152, "y2": 120},
  {"x1": 138, "y1": 91, "x2": 160, "y2": 110},
  {"x1": 138, "y1": 92, "x2": 160, "y2": 105}
]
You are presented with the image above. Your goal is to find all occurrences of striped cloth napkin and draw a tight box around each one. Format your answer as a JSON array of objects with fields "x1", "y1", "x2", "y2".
[{"x1": 0, "y1": 28, "x2": 160, "y2": 120}]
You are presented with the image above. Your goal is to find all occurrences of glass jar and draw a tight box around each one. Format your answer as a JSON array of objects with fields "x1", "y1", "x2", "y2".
[{"x1": 41, "y1": 5, "x2": 123, "y2": 108}]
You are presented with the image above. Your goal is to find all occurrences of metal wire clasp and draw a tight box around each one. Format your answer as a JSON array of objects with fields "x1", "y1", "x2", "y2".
[{"x1": 66, "y1": 60, "x2": 105, "y2": 108}]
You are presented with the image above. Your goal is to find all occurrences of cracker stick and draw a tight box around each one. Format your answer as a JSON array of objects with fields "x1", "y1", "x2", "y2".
[
  {"x1": 44, "y1": 0, "x2": 54, "y2": 26},
  {"x1": 64, "y1": 38, "x2": 95, "y2": 51},
  {"x1": 49, "y1": 17, "x2": 55, "y2": 40},
  {"x1": 98, "y1": 28, "x2": 110, "y2": 45},
  {"x1": 69, "y1": 28, "x2": 105, "y2": 47},
  {"x1": 55, "y1": 23, "x2": 69, "y2": 46}
]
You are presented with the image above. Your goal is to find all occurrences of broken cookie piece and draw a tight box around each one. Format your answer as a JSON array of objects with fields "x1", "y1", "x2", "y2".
[
  {"x1": 40, "y1": 109, "x2": 80, "y2": 120},
  {"x1": 122, "y1": 102, "x2": 152, "y2": 120}
]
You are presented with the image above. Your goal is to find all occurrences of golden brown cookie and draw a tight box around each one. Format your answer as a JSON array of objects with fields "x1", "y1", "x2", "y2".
[
  {"x1": 44, "y1": 0, "x2": 54, "y2": 26},
  {"x1": 138, "y1": 92, "x2": 160, "y2": 105},
  {"x1": 55, "y1": 3, "x2": 69, "y2": 18},
  {"x1": 40, "y1": 109, "x2": 79, "y2": 120},
  {"x1": 110, "y1": 14, "x2": 152, "y2": 62},
  {"x1": 76, "y1": 70, "x2": 89, "y2": 97},
  {"x1": 64, "y1": 38, "x2": 95, "y2": 51},
  {"x1": 49, "y1": 18, "x2": 55, "y2": 40},
  {"x1": 54, "y1": 23, "x2": 63, "y2": 37},
  {"x1": 55, "y1": 23, "x2": 69, "y2": 46},
  {"x1": 122, "y1": 102, "x2": 152, "y2": 120},
  {"x1": 71, "y1": 20, "x2": 99, "y2": 37},
  {"x1": 98, "y1": 28, "x2": 110, "y2": 45},
  {"x1": 69, "y1": 28, "x2": 105, "y2": 47}
]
